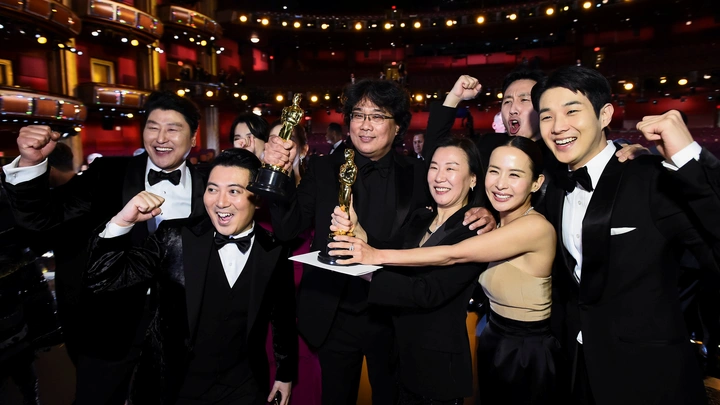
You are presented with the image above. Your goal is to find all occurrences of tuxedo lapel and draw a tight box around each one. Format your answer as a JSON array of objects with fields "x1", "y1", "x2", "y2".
[
  {"x1": 245, "y1": 229, "x2": 281, "y2": 336},
  {"x1": 401, "y1": 209, "x2": 434, "y2": 248},
  {"x1": 579, "y1": 155, "x2": 624, "y2": 304},
  {"x1": 122, "y1": 154, "x2": 149, "y2": 205},
  {"x1": 547, "y1": 180, "x2": 578, "y2": 281},
  {"x1": 182, "y1": 219, "x2": 215, "y2": 340}
]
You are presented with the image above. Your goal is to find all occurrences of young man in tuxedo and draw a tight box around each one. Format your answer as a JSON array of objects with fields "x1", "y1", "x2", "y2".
[
  {"x1": 533, "y1": 66, "x2": 717, "y2": 405},
  {"x1": 263, "y1": 79, "x2": 494, "y2": 404},
  {"x1": 84, "y1": 149, "x2": 297, "y2": 405},
  {"x1": 326, "y1": 123, "x2": 346, "y2": 155},
  {"x1": 1, "y1": 91, "x2": 206, "y2": 404},
  {"x1": 412, "y1": 133, "x2": 424, "y2": 160}
]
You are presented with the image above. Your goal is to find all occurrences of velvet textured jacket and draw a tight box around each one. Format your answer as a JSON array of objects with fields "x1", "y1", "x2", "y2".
[
  {"x1": 84, "y1": 217, "x2": 298, "y2": 405},
  {"x1": 367, "y1": 205, "x2": 486, "y2": 400}
]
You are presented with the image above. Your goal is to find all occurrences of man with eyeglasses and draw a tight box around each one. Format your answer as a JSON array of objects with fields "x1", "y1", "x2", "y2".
[{"x1": 263, "y1": 79, "x2": 494, "y2": 404}]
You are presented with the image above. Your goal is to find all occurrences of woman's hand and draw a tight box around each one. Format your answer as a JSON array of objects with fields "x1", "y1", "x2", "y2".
[
  {"x1": 328, "y1": 235, "x2": 381, "y2": 265},
  {"x1": 267, "y1": 381, "x2": 292, "y2": 405}
]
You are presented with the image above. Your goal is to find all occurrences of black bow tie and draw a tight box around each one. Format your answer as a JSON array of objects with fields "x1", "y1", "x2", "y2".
[
  {"x1": 214, "y1": 231, "x2": 254, "y2": 253},
  {"x1": 563, "y1": 166, "x2": 594, "y2": 192},
  {"x1": 360, "y1": 160, "x2": 391, "y2": 178},
  {"x1": 148, "y1": 169, "x2": 181, "y2": 186}
]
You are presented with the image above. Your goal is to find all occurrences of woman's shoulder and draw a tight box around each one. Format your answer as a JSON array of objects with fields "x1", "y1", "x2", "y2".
[{"x1": 510, "y1": 212, "x2": 555, "y2": 236}]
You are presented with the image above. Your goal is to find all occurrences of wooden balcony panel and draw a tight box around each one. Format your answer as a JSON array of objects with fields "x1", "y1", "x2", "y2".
[
  {"x1": 158, "y1": 5, "x2": 222, "y2": 39},
  {"x1": 80, "y1": 0, "x2": 162, "y2": 41},
  {"x1": 0, "y1": 89, "x2": 86, "y2": 122},
  {"x1": 88, "y1": 0, "x2": 114, "y2": 20},
  {"x1": 76, "y1": 83, "x2": 151, "y2": 110},
  {"x1": 0, "y1": 0, "x2": 82, "y2": 37}
]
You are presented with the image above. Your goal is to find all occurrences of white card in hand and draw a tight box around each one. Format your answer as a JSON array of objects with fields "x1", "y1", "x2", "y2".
[{"x1": 289, "y1": 251, "x2": 381, "y2": 276}]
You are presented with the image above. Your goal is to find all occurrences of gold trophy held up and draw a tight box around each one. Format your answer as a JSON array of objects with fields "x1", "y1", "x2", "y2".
[{"x1": 247, "y1": 93, "x2": 304, "y2": 200}]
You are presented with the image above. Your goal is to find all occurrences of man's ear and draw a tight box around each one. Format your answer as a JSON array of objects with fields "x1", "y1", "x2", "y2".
[
  {"x1": 600, "y1": 103, "x2": 614, "y2": 131},
  {"x1": 191, "y1": 133, "x2": 197, "y2": 148}
]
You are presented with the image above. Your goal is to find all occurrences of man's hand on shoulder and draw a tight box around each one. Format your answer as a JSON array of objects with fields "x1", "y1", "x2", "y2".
[
  {"x1": 463, "y1": 207, "x2": 496, "y2": 235},
  {"x1": 17, "y1": 125, "x2": 62, "y2": 167}
]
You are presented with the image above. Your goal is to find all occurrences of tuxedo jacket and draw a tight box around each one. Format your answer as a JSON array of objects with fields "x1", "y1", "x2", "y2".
[
  {"x1": 545, "y1": 153, "x2": 718, "y2": 405},
  {"x1": 367, "y1": 206, "x2": 485, "y2": 400},
  {"x1": 2, "y1": 153, "x2": 207, "y2": 359},
  {"x1": 84, "y1": 217, "x2": 298, "y2": 404}
]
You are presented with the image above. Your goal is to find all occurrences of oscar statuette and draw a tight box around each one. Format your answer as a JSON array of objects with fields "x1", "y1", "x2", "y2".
[
  {"x1": 247, "y1": 93, "x2": 303, "y2": 200},
  {"x1": 318, "y1": 149, "x2": 358, "y2": 266}
]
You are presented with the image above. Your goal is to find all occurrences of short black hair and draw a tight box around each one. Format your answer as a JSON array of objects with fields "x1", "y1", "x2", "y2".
[
  {"x1": 48, "y1": 142, "x2": 74, "y2": 172},
  {"x1": 531, "y1": 66, "x2": 612, "y2": 117},
  {"x1": 143, "y1": 91, "x2": 201, "y2": 135},
  {"x1": 229, "y1": 113, "x2": 270, "y2": 144},
  {"x1": 432, "y1": 136, "x2": 486, "y2": 207},
  {"x1": 341, "y1": 79, "x2": 411, "y2": 140},
  {"x1": 327, "y1": 123, "x2": 343, "y2": 136},
  {"x1": 502, "y1": 136, "x2": 544, "y2": 180},
  {"x1": 210, "y1": 148, "x2": 262, "y2": 180},
  {"x1": 501, "y1": 66, "x2": 547, "y2": 94}
]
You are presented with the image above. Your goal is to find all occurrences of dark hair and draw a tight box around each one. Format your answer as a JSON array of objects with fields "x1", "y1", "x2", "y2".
[
  {"x1": 501, "y1": 136, "x2": 544, "y2": 180},
  {"x1": 269, "y1": 120, "x2": 307, "y2": 149},
  {"x1": 531, "y1": 66, "x2": 612, "y2": 118},
  {"x1": 431, "y1": 136, "x2": 486, "y2": 207},
  {"x1": 229, "y1": 113, "x2": 270, "y2": 144},
  {"x1": 48, "y1": 142, "x2": 74, "y2": 172},
  {"x1": 341, "y1": 79, "x2": 411, "y2": 140},
  {"x1": 210, "y1": 148, "x2": 262, "y2": 180},
  {"x1": 143, "y1": 91, "x2": 201, "y2": 135},
  {"x1": 501, "y1": 66, "x2": 547, "y2": 94},
  {"x1": 327, "y1": 123, "x2": 343, "y2": 137}
]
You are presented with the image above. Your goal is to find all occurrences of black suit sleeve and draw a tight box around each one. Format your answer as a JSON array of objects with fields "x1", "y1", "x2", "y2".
[
  {"x1": 368, "y1": 263, "x2": 483, "y2": 310},
  {"x1": 423, "y1": 102, "x2": 458, "y2": 162},
  {"x1": 268, "y1": 250, "x2": 299, "y2": 383},
  {"x1": 84, "y1": 228, "x2": 162, "y2": 292},
  {"x1": 269, "y1": 158, "x2": 318, "y2": 242}
]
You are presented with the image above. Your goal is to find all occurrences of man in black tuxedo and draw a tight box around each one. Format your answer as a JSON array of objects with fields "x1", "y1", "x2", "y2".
[
  {"x1": 84, "y1": 149, "x2": 297, "y2": 405},
  {"x1": 411, "y1": 133, "x2": 424, "y2": 160},
  {"x1": 1, "y1": 91, "x2": 206, "y2": 404},
  {"x1": 326, "y1": 123, "x2": 346, "y2": 155},
  {"x1": 533, "y1": 66, "x2": 718, "y2": 405},
  {"x1": 263, "y1": 79, "x2": 493, "y2": 404}
]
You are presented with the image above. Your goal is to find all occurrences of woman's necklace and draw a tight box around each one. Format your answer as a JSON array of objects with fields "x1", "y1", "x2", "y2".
[{"x1": 497, "y1": 206, "x2": 534, "y2": 228}]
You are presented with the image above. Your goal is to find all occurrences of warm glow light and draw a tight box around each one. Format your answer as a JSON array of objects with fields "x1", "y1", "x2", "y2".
[
  {"x1": 476, "y1": 16, "x2": 485, "y2": 24},
  {"x1": 276, "y1": 95, "x2": 284, "y2": 102},
  {"x1": 446, "y1": 19, "x2": 453, "y2": 26},
  {"x1": 546, "y1": 8, "x2": 554, "y2": 15},
  {"x1": 130, "y1": 39, "x2": 139, "y2": 46},
  {"x1": 241, "y1": 94, "x2": 248, "y2": 101},
  {"x1": 400, "y1": 22, "x2": 406, "y2": 27},
  {"x1": 37, "y1": 36, "x2": 47, "y2": 44},
  {"x1": 660, "y1": 77, "x2": 667, "y2": 84},
  {"x1": 206, "y1": 90, "x2": 214, "y2": 97},
  {"x1": 177, "y1": 89, "x2": 185, "y2": 97},
  {"x1": 321, "y1": 23, "x2": 329, "y2": 29},
  {"x1": 250, "y1": 35, "x2": 259, "y2": 43},
  {"x1": 508, "y1": 13, "x2": 517, "y2": 20},
  {"x1": 282, "y1": 21, "x2": 288, "y2": 26},
  {"x1": 704, "y1": 74, "x2": 712, "y2": 80},
  {"x1": 126, "y1": 113, "x2": 134, "y2": 118},
  {"x1": 413, "y1": 21, "x2": 421, "y2": 28},
  {"x1": 678, "y1": 78, "x2": 688, "y2": 86},
  {"x1": 623, "y1": 83, "x2": 634, "y2": 90},
  {"x1": 233, "y1": 93, "x2": 239, "y2": 98},
  {"x1": 293, "y1": 21, "x2": 301, "y2": 28},
  {"x1": 74, "y1": 127, "x2": 82, "y2": 132},
  {"x1": 253, "y1": 107, "x2": 262, "y2": 116},
  {"x1": 324, "y1": 94, "x2": 330, "y2": 100},
  {"x1": 384, "y1": 23, "x2": 392, "y2": 29},
  {"x1": 564, "y1": 6, "x2": 569, "y2": 11},
  {"x1": 355, "y1": 22, "x2": 362, "y2": 30},
  {"x1": 239, "y1": 15, "x2": 248, "y2": 22},
  {"x1": 497, "y1": 92, "x2": 503, "y2": 99},
  {"x1": 415, "y1": 94, "x2": 424, "y2": 102},
  {"x1": 583, "y1": 1, "x2": 592, "y2": 9},
  {"x1": 58, "y1": 43, "x2": 65, "y2": 48},
  {"x1": 121, "y1": 37, "x2": 128, "y2": 43},
  {"x1": 200, "y1": 40, "x2": 207, "y2": 46},
  {"x1": 189, "y1": 37, "x2": 195, "y2": 42},
  {"x1": 261, "y1": 18, "x2": 269, "y2": 25},
  {"x1": 310, "y1": 95, "x2": 318, "y2": 102}
]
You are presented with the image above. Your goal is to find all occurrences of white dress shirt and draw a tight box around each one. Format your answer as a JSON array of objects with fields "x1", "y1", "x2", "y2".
[
  {"x1": 329, "y1": 140, "x2": 343, "y2": 154},
  {"x1": 144, "y1": 160, "x2": 192, "y2": 233},
  {"x1": 561, "y1": 140, "x2": 615, "y2": 344},
  {"x1": 216, "y1": 224, "x2": 256, "y2": 287}
]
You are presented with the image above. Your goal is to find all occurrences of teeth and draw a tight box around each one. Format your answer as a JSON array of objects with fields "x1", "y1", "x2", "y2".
[
  {"x1": 435, "y1": 187, "x2": 450, "y2": 192},
  {"x1": 510, "y1": 120, "x2": 519, "y2": 125},
  {"x1": 218, "y1": 213, "x2": 232, "y2": 218},
  {"x1": 555, "y1": 138, "x2": 576, "y2": 145},
  {"x1": 493, "y1": 193, "x2": 511, "y2": 200},
  {"x1": 155, "y1": 147, "x2": 172, "y2": 152}
]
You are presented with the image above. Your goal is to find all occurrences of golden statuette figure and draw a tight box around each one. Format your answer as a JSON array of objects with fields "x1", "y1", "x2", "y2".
[{"x1": 335, "y1": 149, "x2": 357, "y2": 236}]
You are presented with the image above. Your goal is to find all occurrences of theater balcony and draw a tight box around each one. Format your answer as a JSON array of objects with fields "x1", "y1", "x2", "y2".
[
  {"x1": 75, "y1": 83, "x2": 150, "y2": 116},
  {"x1": 156, "y1": 5, "x2": 222, "y2": 43},
  {"x1": 74, "y1": 0, "x2": 163, "y2": 44},
  {"x1": 0, "y1": 0, "x2": 81, "y2": 40}
]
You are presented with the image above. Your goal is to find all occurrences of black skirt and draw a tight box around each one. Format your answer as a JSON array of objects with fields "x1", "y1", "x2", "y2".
[{"x1": 476, "y1": 311, "x2": 567, "y2": 405}]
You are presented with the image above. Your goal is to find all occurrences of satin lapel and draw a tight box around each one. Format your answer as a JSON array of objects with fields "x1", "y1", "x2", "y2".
[
  {"x1": 579, "y1": 156, "x2": 624, "y2": 304},
  {"x1": 187, "y1": 164, "x2": 207, "y2": 219},
  {"x1": 182, "y1": 222, "x2": 214, "y2": 341},
  {"x1": 402, "y1": 209, "x2": 434, "y2": 248},
  {"x1": 547, "y1": 181, "x2": 578, "y2": 283},
  {"x1": 246, "y1": 229, "x2": 281, "y2": 336},
  {"x1": 122, "y1": 154, "x2": 149, "y2": 205},
  {"x1": 393, "y1": 157, "x2": 415, "y2": 234}
]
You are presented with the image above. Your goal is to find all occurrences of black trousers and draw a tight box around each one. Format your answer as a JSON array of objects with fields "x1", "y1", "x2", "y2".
[
  {"x1": 318, "y1": 310, "x2": 396, "y2": 405},
  {"x1": 397, "y1": 385, "x2": 462, "y2": 405},
  {"x1": 176, "y1": 376, "x2": 264, "y2": 405},
  {"x1": 571, "y1": 345, "x2": 596, "y2": 405}
]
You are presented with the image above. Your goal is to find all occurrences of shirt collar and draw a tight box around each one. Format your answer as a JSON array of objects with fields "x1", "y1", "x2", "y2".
[
  {"x1": 577, "y1": 140, "x2": 616, "y2": 190},
  {"x1": 333, "y1": 140, "x2": 343, "y2": 149},
  {"x1": 145, "y1": 159, "x2": 189, "y2": 188},
  {"x1": 216, "y1": 221, "x2": 255, "y2": 239}
]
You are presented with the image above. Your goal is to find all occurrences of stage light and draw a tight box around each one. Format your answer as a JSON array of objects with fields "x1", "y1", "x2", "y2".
[
  {"x1": 200, "y1": 40, "x2": 207, "y2": 46},
  {"x1": 261, "y1": 18, "x2": 269, "y2": 25},
  {"x1": 206, "y1": 90, "x2": 214, "y2": 97},
  {"x1": 293, "y1": 21, "x2": 301, "y2": 28},
  {"x1": 414, "y1": 21, "x2": 421, "y2": 28},
  {"x1": 660, "y1": 77, "x2": 667, "y2": 84},
  {"x1": 497, "y1": 92, "x2": 503, "y2": 99},
  {"x1": 121, "y1": 37, "x2": 128, "y2": 43},
  {"x1": 131, "y1": 39, "x2": 139, "y2": 46},
  {"x1": 324, "y1": 94, "x2": 330, "y2": 100},
  {"x1": 623, "y1": 83, "x2": 633, "y2": 91},
  {"x1": 177, "y1": 89, "x2": 185, "y2": 96},
  {"x1": 311, "y1": 95, "x2": 318, "y2": 102},
  {"x1": 250, "y1": 34, "x2": 259, "y2": 43},
  {"x1": 704, "y1": 74, "x2": 712, "y2": 80},
  {"x1": 508, "y1": 13, "x2": 517, "y2": 20},
  {"x1": 241, "y1": 94, "x2": 248, "y2": 101},
  {"x1": 189, "y1": 37, "x2": 195, "y2": 42},
  {"x1": 446, "y1": 20, "x2": 453, "y2": 26},
  {"x1": 678, "y1": 78, "x2": 688, "y2": 86},
  {"x1": 384, "y1": 23, "x2": 392, "y2": 29},
  {"x1": 476, "y1": 16, "x2": 485, "y2": 24},
  {"x1": 415, "y1": 94, "x2": 423, "y2": 102},
  {"x1": 37, "y1": 36, "x2": 47, "y2": 44},
  {"x1": 321, "y1": 23, "x2": 329, "y2": 29},
  {"x1": 400, "y1": 22, "x2": 406, "y2": 27},
  {"x1": 239, "y1": 15, "x2": 248, "y2": 22},
  {"x1": 126, "y1": 113, "x2": 134, "y2": 119},
  {"x1": 276, "y1": 95, "x2": 284, "y2": 102},
  {"x1": 355, "y1": 22, "x2": 362, "y2": 30},
  {"x1": 583, "y1": 2, "x2": 592, "y2": 9},
  {"x1": 546, "y1": 8, "x2": 554, "y2": 15}
]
